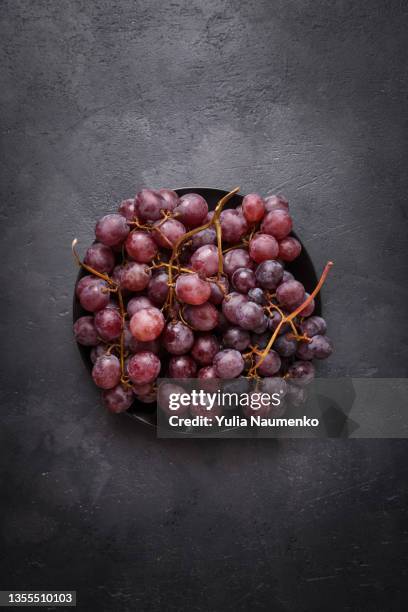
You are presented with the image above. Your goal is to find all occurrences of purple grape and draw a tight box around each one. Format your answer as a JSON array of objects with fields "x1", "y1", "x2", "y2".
[
  {"x1": 264, "y1": 194, "x2": 289, "y2": 212},
  {"x1": 236, "y1": 301, "x2": 265, "y2": 330},
  {"x1": 118, "y1": 198, "x2": 136, "y2": 220},
  {"x1": 95, "y1": 214, "x2": 129, "y2": 246},
  {"x1": 175, "y1": 273, "x2": 211, "y2": 305},
  {"x1": 92, "y1": 354, "x2": 121, "y2": 389},
  {"x1": 261, "y1": 209, "x2": 293, "y2": 240},
  {"x1": 255, "y1": 350, "x2": 281, "y2": 376},
  {"x1": 125, "y1": 231, "x2": 158, "y2": 263},
  {"x1": 73, "y1": 316, "x2": 99, "y2": 346},
  {"x1": 158, "y1": 188, "x2": 179, "y2": 210},
  {"x1": 222, "y1": 327, "x2": 251, "y2": 351},
  {"x1": 147, "y1": 271, "x2": 169, "y2": 306},
  {"x1": 222, "y1": 292, "x2": 249, "y2": 325},
  {"x1": 223, "y1": 248, "x2": 252, "y2": 276},
  {"x1": 232, "y1": 267, "x2": 256, "y2": 293},
  {"x1": 191, "y1": 227, "x2": 216, "y2": 250},
  {"x1": 249, "y1": 233, "x2": 279, "y2": 263},
  {"x1": 208, "y1": 276, "x2": 229, "y2": 305},
  {"x1": 120, "y1": 262, "x2": 151, "y2": 292},
  {"x1": 183, "y1": 302, "x2": 219, "y2": 331},
  {"x1": 84, "y1": 243, "x2": 115, "y2": 274},
  {"x1": 163, "y1": 321, "x2": 194, "y2": 355},
  {"x1": 248, "y1": 287, "x2": 266, "y2": 305},
  {"x1": 152, "y1": 218, "x2": 186, "y2": 249},
  {"x1": 255, "y1": 260, "x2": 284, "y2": 290},
  {"x1": 79, "y1": 278, "x2": 110, "y2": 312},
  {"x1": 94, "y1": 307, "x2": 123, "y2": 341},
  {"x1": 197, "y1": 366, "x2": 217, "y2": 379},
  {"x1": 127, "y1": 351, "x2": 161, "y2": 384},
  {"x1": 126, "y1": 296, "x2": 154, "y2": 318},
  {"x1": 213, "y1": 349, "x2": 244, "y2": 378},
  {"x1": 276, "y1": 280, "x2": 305, "y2": 308},
  {"x1": 191, "y1": 334, "x2": 219, "y2": 365},
  {"x1": 191, "y1": 244, "x2": 219, "y2": 277},
  {"x1": 308, "y1": 335, "x2": 333, "y2": 359},
  {"x1": 134, "y1": 189, "x2": 167, "y2": 222},
  {"x1": 129, "y1": 307, "x2": 165, "y2": 341},
  {"x1": 278, "y1": 236, "x2": 301, "y2": 262},
  {"x1": 299, "y1": 316, "x2": 327, "y2": 338},
  {"x1": 102, "y1": 385, "x2": 134, "y2": 413},
  {"x1": 174, "y1": 193, "x2": 208, "y2": 228},
  {"x1": 274, "y1": 332, "x2": 298, "y2": 357},
  {"x1": 287, "y1": 360, "x2": 315, "y2": 385},
  {"x1": 169, "y1": 355, "x2": 197, "y2": 378},
  {"x1": 220, "y1": 209, "x2": 248, "y2": 243}
]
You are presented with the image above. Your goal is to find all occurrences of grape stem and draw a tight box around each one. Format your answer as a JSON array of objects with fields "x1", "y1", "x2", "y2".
[
  {"x1": 165, "y1": 187, "x2": 240, "y2": 311},
  {"x1": 249, "y1": 261, "x2": 333, "y2": 375}
]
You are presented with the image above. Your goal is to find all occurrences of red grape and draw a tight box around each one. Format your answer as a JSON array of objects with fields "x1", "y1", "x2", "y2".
[
  {"x1": 191, "y1": 227, "x2": 216, "y2": 250},
  {"x1": 191, "y1": 334, "x2": 219, "y2": 365},
  {"x1": 174, "y1": 193, "x2": 208, "y2": 227},
  {"x1": 249, "y1": 233, "x2": 279, "y2": 263},
  {"x1": 208, "y1": 276, "x2": 229, "y2": 305},
  {"x1": 242, "y1": 193, "x2": 266, "y2": 223},
  {"x1": 127, "y1": 296, "x2": 154, "y2": 318},
  {"x1": 134, "y1": 189, "x2": 167, "y2": 222},
  {"x1": 222, "y1": 292, "x2": 249, "y2": 325},
  {"x1": 220, "y1": 209, "x2": 248, "y2": 243},
  {"x1": 121, "y1": 262, "x2": 151, "y2": 292},
  {"x1": 183, "y1": 302, "x2": 219, "y2": 331},
  {"x1": 74, "y1": 316, "x2": 99, "y2": 346},
  {"x1": 118, "y1": 198, "x2": 136, "y2": 220},
  {"x1": 147, "y1": 271, "x2": 169, "y2": 306},
  {"x1": 222, "y1": 327, "x2": 251, "y2": 351},
  {"x1": 152, "y1": 218, "x2": 186, "y2": 249},
  {"x1": 197, "y1": 365, "x2": 217, "y2": 379},
  {"x1": 255, "y1": 350, "x2": 281, "y2": 376},
  {"x1": 261, "y1": 209, "x2": 293, "y2": 240},
  {"x1": 92, "y1": 354, "x2": 121, "y2": 389},
  {"x1": 125, "y1": 231, "x2": 158, "y2": 262},
  {"x1": 299, "y1": 316, "x2": 327, "y2": 338},
  {"x1": 169, "y1": 355, "x2": 197, "y2": 378},
  {"x1": 163, "y1": 321, "x2": 194, "y2": 355},
  {"x1": 102, "y1": 385, "x2": 134, "y2": 413},
  {"x1": 232, "y1": 267, "x2": 256, "y2": 293},
  {"x1": 264, "y1": 194, "x2": 289, "y2": 212},
  {"x1": 95, "y1": 214, "x2": 129, "y2": 246},
  {"x1": 95, "y1": 307, "x2": 122, "y2": 341},
  {"x1": 276, "y1": 280, "x2": 305, "y2": 308},
  {"x1": 223, "y1": 248, "x2": 252, "y2": 276},
  {"x1": 127, "y1": 351, "x2": 161, "y2": 384},
  {"x1": 79, "y1": 278, "x2": 110, "y2": 312},
  {"x1": 236, "y1": 301, "x2": 265, "y2": 330},
  {"x1": 278, "y1": 236, "x2": 301, "y2": 262},
  {"x1": 158, "y1": 189, "x2": 179, "y2": 210},
  {"x1": 191, "y1": 244, "x2": 219, "y2": 276},
  {"x1": 130, "y1": 307, "x2": 165, "y2": 341},
  {"x1": 287, "y1": 360, "x2": 315, "y2": 385},
  {"x1": 213, "y1": 349, "x2": 244, "y2": 378},
  {"x1": 84, "y1": 243, "x2": 115, "y2": 274},
  {"x1": 175, "y1": 273, "x2": 211, "y2": 305},
  {"x1": 255, "y1": 260, "x2": 284, "y2": 290}
]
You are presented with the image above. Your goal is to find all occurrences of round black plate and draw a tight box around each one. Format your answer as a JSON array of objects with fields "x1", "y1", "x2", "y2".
[{"x1": 73, "y1": 187, "x2": 321, "y2": 428}]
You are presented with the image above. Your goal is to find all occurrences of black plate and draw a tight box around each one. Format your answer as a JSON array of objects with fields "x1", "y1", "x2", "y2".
[{"x1": 73, "y1": 187, "x2": 321, "y2": 428}]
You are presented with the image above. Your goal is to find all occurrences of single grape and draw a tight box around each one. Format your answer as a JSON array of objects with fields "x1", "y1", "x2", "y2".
[
  {"x1": 102, "y1": 384, "x2": 134, "y2": 413},
  {"x1": 286, "y1": 384, "x2": 307, "y2": 407},
  {"x1": 296, "y1": 293, "x2": 315, "y2": 317},
  {"x1": 197, "y1": 365, "x2": 217, "y2": 379},
  {"x1": 126, "y1": 296, "x2": 154, "y2": 318},
  {"x1": 253, "y1": 315, "x2": 269, "y2": 334},
  {"x1": 152, "y1": 218, "x2": 186, "y2": 249},
  {"x1": 127, "y1": 351, "x2": 161, "y2": 384},
  {"x1": 222, "y1": 327, "x2": 251, "y2": 351},
  {"x1": 175, "y1": 273, "x2": 211, "y2": 305},
  {"x1": 157, "y1": 382, "x2": 189, "y2": 416},
  {"x1": 111, "y1": 264, "x2": 125, "y2": 287},
  {"x1": 183, "y1": 302, "x2": 219, "y2": 331},
  {"x1": 191, "y1": 227, "x2": 216, "y2": 250},
  {"x1": 242, "y1": 193, "x2": 266, "y2": 223},
  {"x1": 261, "y1": 209, "x2": 293, "y2": 240},
  {"x1": 278, "y1": 236, "x2": 301, "y2": 262},
  {"x1": 248, "y1": 287, "x2": 266, "y2": 305},
  {"x1": 220, "y1": 209, "x2": 248, "y2": 243},
  {"x1": 79, "y1": 278, "x2": 110, "y2": 312},
  {"x1": 125, "y1": 231, "x2": 158, "y2": 263},
  {"x1": 118, "y1": 198, "x2": 136, "y2": 220},
  {"x1": 249, "y1": 233, "x2": 279, "y2": 263},
  {"x1": 94, "y1": 307, "x2": 122, "y2": 341},
  {"x1": 251, "y1": 330, "x2": 270, "y2": 349},
  {"x1": 222, "y1": 292, "x2": 249, "y2": 325},
  {"x1": 208, "y1": 276, "x2": 229, "y2": 305},
  {"x1": 255, "y1": 350, "x2": 281, "y2": 376},
  {"x1": 274, "y1": 332, "x2": 298, "y2": 357},
  {"x1": 260, "y1": 376, "x2": 288, "y2": 398},
  {"x1": 276, "y1": 280, "x2": 305, "y2": 309},
  {"x1": 129, "y1": 307, "x2": 165, "y2": 341},
  {"x1": 174, "y1": 193, "x2": 208, "y2": 227},
  {"x1": 158, "y1": 188, "x2": 179, "y2": 210},
  {"x1": 231, "y1": 267, "x2": 256, "y2": 293},
  {"x1": 255, "y1": 260, "x2": 284, "y2": 290},
  {"x1": 295, "y1": 341, "x2": 314, "y2": 361},
  {"x1": 92, "y1": 354, "x2": 121, "y2": 389},
  {"x1": 75, "y1": 275, "x2": 95, "y2": 298},
  {"x1": 191, "y1": 334, "x2": 219, "y2": 365},
  {"x1": 169, "y1": 355, "x2": 197, "y2": 378},
  {"x1": 120, "y1": 262, "x2": 151, "y2": 292},
  {"x1": 264, "y1": 194, "x2": 289, "y2": 212},
  {"x1": 223, "y1": 248, "x2": 252, "y2": 276},
  {"x1": 191, "y1": 244, "x2": 219, "y2": 277},
  {"x1": 213, "y1": 349, "x2": 244, "y2": 378},
  {"x1": 84, "y1": 243, "x2": 115, "y2": 274},
  {"x1": 299, "y1": 316, "x2": 327, "y2": 338},
  {"x1": 147, "y1": 271, "x2": 169, "y2": 306},
  {"x1": 95, "y1": 214, "x2": 129, "y2": 246},
  {"x1": 281, "y1": 270, "x2": 294, "y2": 284},
  {"x1": 308, "y1": 335, "x2": 333, "y2": 359},
  {"x1": 236, "y1": 301, "x2": 265, "y2": 331},
  {"x1": 73, "y1": 316, "x2": 99, "y2": 346},
  {"x1": 163, "y1": 321, "x2": 194, "y2": 355},
  {"x1": 90, "y1": 343, "x2": 108, "y2": 363},
  {"x1": 287, "y1": 360, "x2": 315, "y2": 385},
  {"x1": 134, "y1": 189, "x2": 168, "y2": 222}
]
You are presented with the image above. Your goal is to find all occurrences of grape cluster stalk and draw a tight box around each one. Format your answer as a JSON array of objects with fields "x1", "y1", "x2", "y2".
[{"x1": 73, "y1": 187, "x2": 333, "y2": 415}]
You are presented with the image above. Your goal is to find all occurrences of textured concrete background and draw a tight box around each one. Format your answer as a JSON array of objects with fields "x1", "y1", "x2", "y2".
[{"x1": 1, "y1": 1, "x2": 408, "y2": 610}]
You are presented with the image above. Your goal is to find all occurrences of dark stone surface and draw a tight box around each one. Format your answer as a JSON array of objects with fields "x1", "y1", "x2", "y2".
[{"x1": 1, "y1": 1, "x2": 407, "y2": 610}]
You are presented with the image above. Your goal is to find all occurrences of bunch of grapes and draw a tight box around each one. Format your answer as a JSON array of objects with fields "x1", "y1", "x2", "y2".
[{"x1": 73, "y1": 187, "x2": 333, "y2": 416}]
